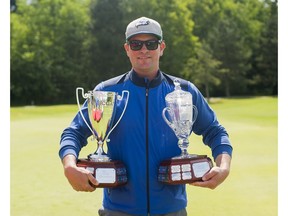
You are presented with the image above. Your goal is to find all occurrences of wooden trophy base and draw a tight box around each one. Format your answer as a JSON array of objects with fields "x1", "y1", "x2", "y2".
[
  {"x1": 77, "y1": 159, "x2": 127, "y2": 188},
  {"x1": 158, "y1": 155, "x2": 213, "y2": 185}
]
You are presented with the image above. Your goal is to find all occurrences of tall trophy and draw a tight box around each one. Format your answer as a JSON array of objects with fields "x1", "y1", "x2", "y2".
[
  {"x1": 158, "y1": 80, "x2": 213, "y2": 184},
  {"x1": 76, "y1": 87, "x2": 129, "y2": 188}
]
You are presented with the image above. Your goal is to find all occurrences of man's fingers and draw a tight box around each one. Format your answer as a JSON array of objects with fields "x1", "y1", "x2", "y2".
[
  {"x1": 202, "y1": 168, "x2": 217, "y2": 181},
  {"x1": 87, "y1": 173, "x2": 99, "y2": 187}
]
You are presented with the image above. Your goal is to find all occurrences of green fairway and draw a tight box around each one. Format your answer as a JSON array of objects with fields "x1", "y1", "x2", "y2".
[{"x1": 10, "y1": 97, "x2": 277, "y2": 216}]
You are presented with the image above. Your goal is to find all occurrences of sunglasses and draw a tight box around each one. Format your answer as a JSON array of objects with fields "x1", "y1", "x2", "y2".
[{"x1": 128, "y1": 40, "x2": 161, "y2": 51}]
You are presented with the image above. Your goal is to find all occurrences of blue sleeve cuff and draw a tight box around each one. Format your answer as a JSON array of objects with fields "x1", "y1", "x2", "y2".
[
  {"x1": 58, "y1": 140, "x2": 80, "y2": 160},
  {"x1": 212, "y1": 144, "x2": 233, "y2": 160}
]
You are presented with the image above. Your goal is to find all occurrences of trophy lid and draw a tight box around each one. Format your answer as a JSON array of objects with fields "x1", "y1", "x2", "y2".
[{"x1": 165, "y1": 79, "x2": 192, "y2": 103}]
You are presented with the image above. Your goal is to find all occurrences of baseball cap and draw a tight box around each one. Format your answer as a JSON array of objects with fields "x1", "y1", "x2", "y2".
[{"x1": 125, "y1": 17, "x2": 163, "y2": 41}]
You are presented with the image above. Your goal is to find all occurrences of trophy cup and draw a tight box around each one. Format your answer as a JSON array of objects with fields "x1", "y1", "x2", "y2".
[
  {"x1": 76, "y1": 88, "x2": 129, "y2": 188},
  {"x1": 158, "y1": 80, "x2": 213, "y2": 184}
]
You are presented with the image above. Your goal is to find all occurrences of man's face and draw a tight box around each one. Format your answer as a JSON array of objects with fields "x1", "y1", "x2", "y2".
[{"x1": 124, "y1": 34, "x2": 165, "y2": 80}]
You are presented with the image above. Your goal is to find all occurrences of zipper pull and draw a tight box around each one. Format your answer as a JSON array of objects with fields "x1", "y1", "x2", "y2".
[{"x1": 145, "y1": 78, "x2": 149, "y2": 96}]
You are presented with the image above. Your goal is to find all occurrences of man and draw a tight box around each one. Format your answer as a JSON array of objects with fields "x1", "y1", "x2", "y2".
[{"x1": 59, "y1": 17, "x2": 232, "y2": 216}]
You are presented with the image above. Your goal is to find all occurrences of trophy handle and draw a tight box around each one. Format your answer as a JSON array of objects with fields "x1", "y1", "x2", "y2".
[
  {"x1": 162, "y1": 107, "x2": 176, "y2": 131},
  {"x1": 192, "y1": 105, "x2": 198, "y2": 125},
  {"x1": 76, "y1": 87, "x2": 96, "y2": 138},
  {"x1": 106, "y1": 90, "x2": 130, "y2": 140}
]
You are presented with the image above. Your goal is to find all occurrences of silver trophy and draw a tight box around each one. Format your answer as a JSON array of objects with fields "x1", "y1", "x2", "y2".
[
  {"x1": 158, "y1": 79, "x2": 213, "y2": 184},
  {"x1": 76, "y1": 88, "x2": 129, "y2": 188}
]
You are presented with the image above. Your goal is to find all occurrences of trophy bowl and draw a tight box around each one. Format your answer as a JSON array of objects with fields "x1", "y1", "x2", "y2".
[
  {"x1": 158, "y1": 80, "x2": 213, "y2": 184},
  {"x1": 76, "y1": 88, "x2": 129, "y2": 188}
]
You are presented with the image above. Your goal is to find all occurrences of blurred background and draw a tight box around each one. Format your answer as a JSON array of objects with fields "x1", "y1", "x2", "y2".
[{"x1": 10, "y1": 0, "x2": 277, "y2": 106}]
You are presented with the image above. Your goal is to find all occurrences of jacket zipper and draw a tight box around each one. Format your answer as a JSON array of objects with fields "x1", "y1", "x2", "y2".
[{"x1": 145, "y1": 82, "x2": 150, "y2": 215}]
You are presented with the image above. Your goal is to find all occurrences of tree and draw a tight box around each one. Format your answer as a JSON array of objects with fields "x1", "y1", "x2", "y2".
[
  {"x1": 11, "y1": 0, "x2": 91, "y2": 105},
  {"x1": 190, "y1": 0, "x2": 266, "y2": 96},
  {"x1": 87, "y1": 0, "x2": 129, "y2": 85},
  {"x1": 248, "y1": 0, "x2": 278, "y2": 95},
  {"x1": 183, "y1": 43, "x2": 222, "y2": 102},
  {"x1": 10, "y1": 0, "x2": 278, "y2": 105}
]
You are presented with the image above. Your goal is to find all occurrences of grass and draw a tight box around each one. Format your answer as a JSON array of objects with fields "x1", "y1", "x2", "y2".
[{"x1": 10, "y1": 97, "x2": 277, "y2": 216}]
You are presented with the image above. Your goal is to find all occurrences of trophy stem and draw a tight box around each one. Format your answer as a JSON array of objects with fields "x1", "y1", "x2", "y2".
[
  {"x1": 96, "y1": 142, "x2": 105, "y2": 155},
  {"x1": 89, "y1": 141, "x2": 110, "y2": 162},
  {"x1": 178, "y1": 138, "x2": 190, "y2": 158},
  {"x1": 181, "y1": 148, "x2": 189, "y2": 157}
]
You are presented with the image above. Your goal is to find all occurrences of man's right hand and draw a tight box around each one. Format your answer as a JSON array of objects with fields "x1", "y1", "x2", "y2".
[{"x1": 62, "y1": 154, "x2": 99, "y2": 192}]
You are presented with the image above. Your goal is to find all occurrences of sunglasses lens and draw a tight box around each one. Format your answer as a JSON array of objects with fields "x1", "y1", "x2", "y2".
[
  {"x1": 145, "y1": 41, "x2": 159, "y2": 50},
  {"x1": 129, "y1": 40, "x2": 159, "y2": 51},
  {"x1": 129, "y1": 41, "x2": 143, "y2": 51}
]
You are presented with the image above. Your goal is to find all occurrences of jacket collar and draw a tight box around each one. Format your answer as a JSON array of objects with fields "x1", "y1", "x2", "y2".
[{"x1": 129, "y1": 69, "x2": 164, "y2": 88}]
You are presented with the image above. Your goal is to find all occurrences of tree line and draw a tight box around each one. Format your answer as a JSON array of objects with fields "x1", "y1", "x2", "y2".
[{"x1": 10, "y1": 0, "x2": 277, "y2": 105}]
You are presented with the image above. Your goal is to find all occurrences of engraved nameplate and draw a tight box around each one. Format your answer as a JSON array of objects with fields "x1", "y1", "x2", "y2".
[
  {"x1": 95, "y1": 168, "x2": 116, "y2": 183},
  {"x1": 192, "y1": 161, "x2": 210, "y2": 178}
]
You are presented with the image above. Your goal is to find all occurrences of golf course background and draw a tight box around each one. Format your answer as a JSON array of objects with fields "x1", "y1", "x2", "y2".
[{"x1": 10, "y1": 97, "x2": 277, "y2": 216}]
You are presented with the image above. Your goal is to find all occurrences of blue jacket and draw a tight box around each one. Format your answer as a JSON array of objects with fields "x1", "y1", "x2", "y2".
[{"x1": 59, "y1": 70, "x2": 232, "y2": 215}]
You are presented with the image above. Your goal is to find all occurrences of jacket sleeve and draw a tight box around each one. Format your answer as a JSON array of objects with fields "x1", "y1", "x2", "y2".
[
  {"x1": 189, "y1": 82, "x2": 233, "y2": 160},
  {"x1": 58, "y1": 102, "x2": 93, "y2": 160}
]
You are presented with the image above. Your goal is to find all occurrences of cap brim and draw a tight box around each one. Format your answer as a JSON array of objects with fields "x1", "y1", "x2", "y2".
[{"x1": 126, "y1": 32, "x2": 162, "y2": 40}]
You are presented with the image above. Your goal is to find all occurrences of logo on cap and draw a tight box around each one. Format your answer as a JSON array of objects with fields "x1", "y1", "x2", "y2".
[{"x1": 135, "y1": 19, "x2": 150, "y2": 28}]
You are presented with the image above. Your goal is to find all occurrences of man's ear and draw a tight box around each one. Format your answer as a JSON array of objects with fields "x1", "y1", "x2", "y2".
[
  {"x1": 160, "y1": 41, "x2": 166, "y2": 56},
  {"x1": 124, "y1": 43, "x2": 130, "y2": 57}
]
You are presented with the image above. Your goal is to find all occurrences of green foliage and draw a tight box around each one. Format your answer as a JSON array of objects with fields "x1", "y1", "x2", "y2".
[
  {"x1": 10, "y1": 0, "x2": 278, "y2": 105},
  {"x1": 87, "y1": 0, "x2": 129, "y2": 83},
  {"x1": 189, "y1": 0, "x2": 271, "y2": 97},
  {"x1": 183, "y1": 43, "x2": 222, "y2": 101},
  {"x1": 248, "y1": 0, "x2": 278, "y2": 95},
  {"x1": 150, "y1": 0, "x2": 199, "y2": 75},
  {"x1": 11, "y1": 0, "x2": 91, "y2": 105}
]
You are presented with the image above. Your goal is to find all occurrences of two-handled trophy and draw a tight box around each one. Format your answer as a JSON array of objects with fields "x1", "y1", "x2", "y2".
[
  {"x1": 76, "y1": 88, "x2": 129, "y2": 188},
  {"x1": 158, "y1": 80, "x2": 213, "y2": 184}
]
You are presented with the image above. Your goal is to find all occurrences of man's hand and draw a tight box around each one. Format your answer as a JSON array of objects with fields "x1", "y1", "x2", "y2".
[
  {"x1": 62, "y1": 154, "x2": 99, "y2": 192},
  {"x1": 191, "y1": 153, "x2": 231, "y2": 189}
]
